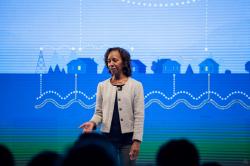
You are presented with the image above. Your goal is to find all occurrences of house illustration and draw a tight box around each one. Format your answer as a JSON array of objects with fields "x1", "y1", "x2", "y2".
[
  {"x1": 67, "y1": 58, "x2": 97, "y2": 74},
  {"x1": 131, "y1": 60, "x2": 146, "y2": 74},
  {"x1": 151, "y1": 59, "x2": 181, "y2": 74},
  {"x1": 199, "y1": 58, "x2": 219, "y2": 74},
  {"x1": 101, "y1": 59, "x2": 146, "y2": 74}
]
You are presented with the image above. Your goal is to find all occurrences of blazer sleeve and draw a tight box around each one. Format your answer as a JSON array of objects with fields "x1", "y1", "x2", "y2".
[
  {"x1": 132, "y1": 82, "x2": 145, "y2": 142},
  {"x1": 90, "y1": 82, "x2": 103, "y2": 126}
]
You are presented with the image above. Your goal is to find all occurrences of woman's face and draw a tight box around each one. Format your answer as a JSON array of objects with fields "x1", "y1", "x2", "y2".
[{"x1": 107, "y1": 50, "x2": 123, "y2": 76}]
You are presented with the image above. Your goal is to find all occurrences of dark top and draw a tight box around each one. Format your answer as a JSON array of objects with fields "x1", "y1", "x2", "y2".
[{"x1": 103, "y1": 84, "x2": 133, "y2": 146}]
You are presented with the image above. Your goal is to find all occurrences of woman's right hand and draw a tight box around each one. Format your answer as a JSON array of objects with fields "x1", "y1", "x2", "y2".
[{"x1": 79, "y1": 121, "x2": 95, "y2": 133}]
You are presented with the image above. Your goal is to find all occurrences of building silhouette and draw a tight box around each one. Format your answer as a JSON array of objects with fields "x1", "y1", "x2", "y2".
[
  {"x1": 67, "y1": 58, "x2": 97, "y2": 74},
  {"x1": 131, "y1": 59, "x2": 146, "y2": 74},
  {"x1": 245, "y1": 61, "x2": 250, "y2": 73},
  {"x1": 199, "y1": 58, "x2": 219, "y2": 74},
  {"x1": 152, "y1": 59, "x2": 181, "y2": 74}
]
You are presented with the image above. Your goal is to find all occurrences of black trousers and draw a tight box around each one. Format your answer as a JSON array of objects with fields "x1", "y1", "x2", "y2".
[{"x1": 114, "y1": 143, "x2": 136, "y2": 166}]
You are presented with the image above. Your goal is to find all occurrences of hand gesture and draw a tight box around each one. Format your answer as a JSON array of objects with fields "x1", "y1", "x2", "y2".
[{"x1": 79, "y1": 121, "x2": 95, "y2": 133}]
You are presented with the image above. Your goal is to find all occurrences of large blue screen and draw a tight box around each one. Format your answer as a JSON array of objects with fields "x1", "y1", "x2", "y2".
[{"x1": 0, "y1": 0, "x2": 250, "y2": 165}]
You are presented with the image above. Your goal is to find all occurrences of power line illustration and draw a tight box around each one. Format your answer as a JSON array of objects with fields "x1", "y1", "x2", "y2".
[
  {"x1": 35, "y1": 73, "x2": 250, "y2": 110},
  {"x1": 208, "y1": 73, "x2": 210, "y2": 99},
  {"x1": 40, "y1": 74, "x2": 43, "y2": 96},
  {"x1": 173, "y1": 74, "x2": 176, "y2": 95},
  {"x1": 35, "y1": 48, "x2": 46, "y2": 74},
  {"x1": 75, "y1": 74, "x2": 78, "y2": 99},
  {"x1": 204, "y1": 0, "x2": 208, "y2": 52}
]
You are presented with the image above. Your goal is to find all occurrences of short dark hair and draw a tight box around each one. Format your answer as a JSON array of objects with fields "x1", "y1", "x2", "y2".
[
  {"x1": 0, "y1": 144, "x2": 15, "y2": 166},
  {"x1": 63, "y1": 133, "x2": 118, "y2": 166},
  {"x1": 156, "y1": 139, "x2": 200, "y2": 166},
  {"x1": 28, "y1": 151, "x2": 61, "y2": 166},
  {"x1": 104, "y1": 47, "x2": 132, "y2": 77}
]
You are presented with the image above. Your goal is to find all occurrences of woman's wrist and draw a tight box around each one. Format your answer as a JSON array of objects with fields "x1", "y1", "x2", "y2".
[
  {"x1": 133, "y1": 139, "x2": 141, "y2": 144},
  {"x1": 89, "y1": 121, "x2": 97, "y2": 130}
]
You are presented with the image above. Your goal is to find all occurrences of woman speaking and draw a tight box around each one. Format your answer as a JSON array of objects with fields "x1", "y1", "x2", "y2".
[{"x1": 80, "y1": 47, "x2": 144, "y2": 166}]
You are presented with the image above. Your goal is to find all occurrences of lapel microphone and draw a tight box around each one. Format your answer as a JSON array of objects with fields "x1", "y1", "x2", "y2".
[{"x1": 117, "y1": 85, "x2": 123, "y2": 91}]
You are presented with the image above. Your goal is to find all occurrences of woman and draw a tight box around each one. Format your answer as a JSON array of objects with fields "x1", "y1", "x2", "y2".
[{"x1": 80, "y1": 47, "x2": 144, "y2": 166}]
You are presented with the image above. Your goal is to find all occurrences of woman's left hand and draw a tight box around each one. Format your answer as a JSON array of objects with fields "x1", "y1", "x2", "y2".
[{"x1": 129, "y1": 140, "x2": 141, "y2": 160}]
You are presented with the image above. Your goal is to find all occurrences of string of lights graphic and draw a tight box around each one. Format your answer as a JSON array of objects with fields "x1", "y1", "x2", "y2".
[
  {"x1": 37, "y1": 0, "x2": 209, "y2": 75},
  {"x1": 36, "y1": 89, "x2": 250, "y2": 102},
  {"x1": 35, "y1": 74, "x2": 250, "y2": 110},
  {"x1": 41, "y1": 0, "x2": 204, "y2": 51},
  {"x1": 119, "y1": 0, "x2": 202, "y2": 8},
  {"x1": 38, "y1": 44, "x2": 135, "y2": 52},
  {"x1": 34, "y1": 0, "x2": 250, "y2": 110}
]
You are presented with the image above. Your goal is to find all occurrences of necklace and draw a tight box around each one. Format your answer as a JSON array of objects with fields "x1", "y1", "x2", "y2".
[{"x1": 111, "y1": 77, "x2": 128, "y2": 85}]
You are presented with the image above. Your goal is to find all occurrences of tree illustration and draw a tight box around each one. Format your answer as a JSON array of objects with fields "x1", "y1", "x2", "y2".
[
  {"x1": 185, "y1": 64, "x2": 194, "y2": 74},
  {"x1": 54, "y1": 64, "x2": 61, "y2": 73},
  {"x1": 48, "y1": 66, "x2": 53, "y2": 74},
  {"x1": 225, "y1": 70, "x2": 231, "y2": 74},
  {"x1": 151, "y1": 61, "x2": 160, "y2": 73},
  {"x1": 61, "y1": 68, "x2": 66, "y2": 74}
]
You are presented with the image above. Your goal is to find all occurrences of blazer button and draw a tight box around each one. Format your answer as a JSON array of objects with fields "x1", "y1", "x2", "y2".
[
  {"x1": 118, "y1": 98, "x2": 121, "y2": 101},
  {"x1": 120, "y1": 118, "x2": 123, "y2": 121},
  {"x1": 119, "y1": 108, "x2": 122, "y2": 111}
]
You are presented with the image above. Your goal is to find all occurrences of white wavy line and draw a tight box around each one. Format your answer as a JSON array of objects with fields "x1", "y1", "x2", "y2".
[
  {"x1": 209, "y1": 99, "x2": 250, "y2": 110},
  {"x1": 35, "y1": 98, "x2": 96, "y2": 109},
  {"x1": 77, "y1": 99, "x2": 96, "y2": 109},
  {"x1": 145, "y1": 99, "x2": 209, "y2": 109},
  {"x1": 35, "y1": 98, "x2": 250, "y2": 110}
]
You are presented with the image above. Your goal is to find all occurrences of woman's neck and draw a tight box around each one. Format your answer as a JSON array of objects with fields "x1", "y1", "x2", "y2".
[
  {"x1": 112, "y1": 73, "x2": 127, "y2": 81},
  {"x1": 111, "y1": 74, "x2": 128, "y2": 85}
]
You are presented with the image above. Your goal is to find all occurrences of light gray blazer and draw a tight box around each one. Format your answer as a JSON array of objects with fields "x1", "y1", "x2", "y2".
[{"x1": 90, "y1": 77, "x2": 144, "y2": 142}]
